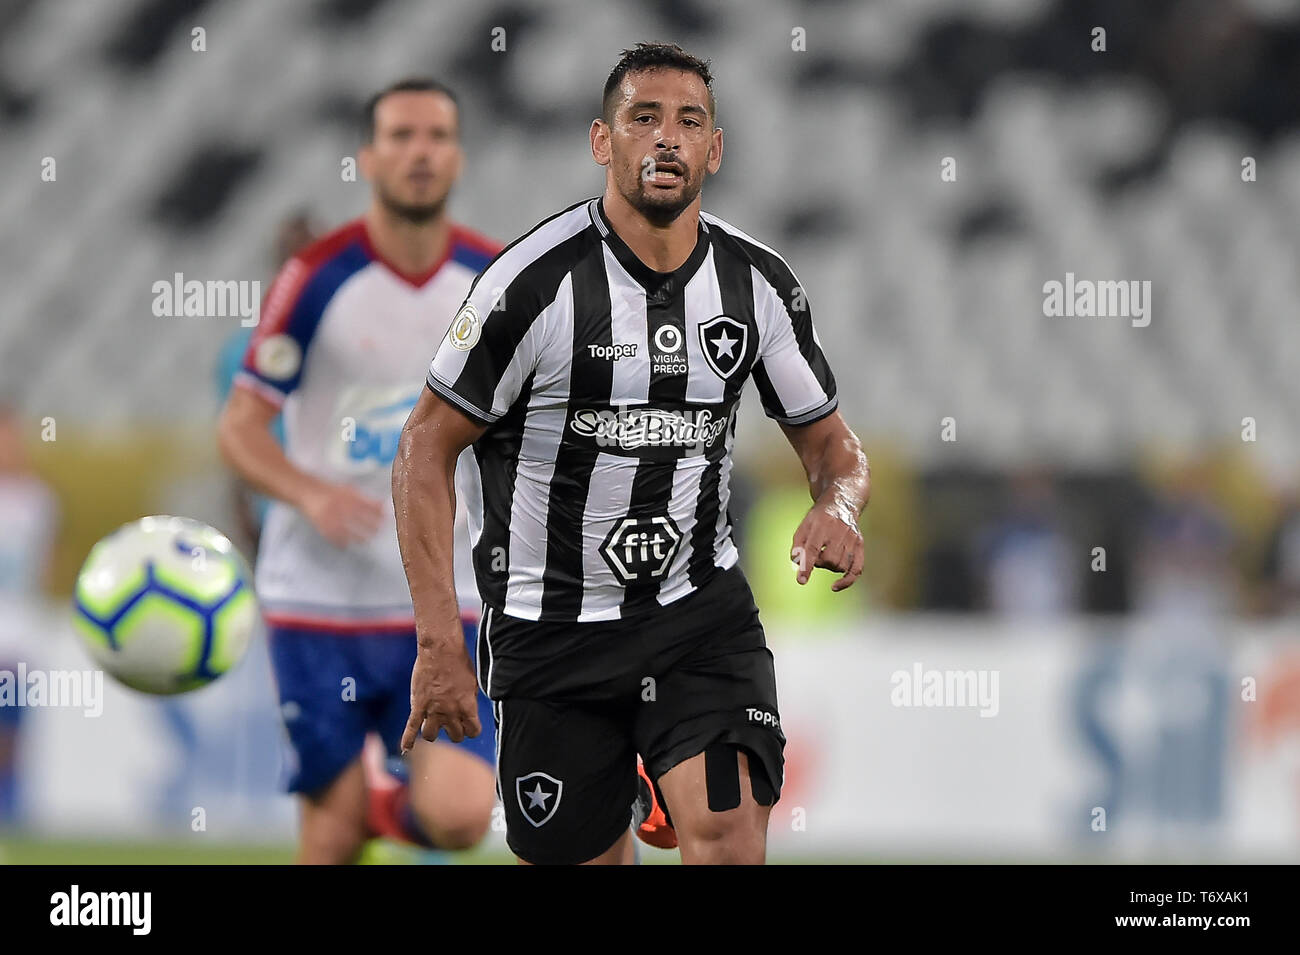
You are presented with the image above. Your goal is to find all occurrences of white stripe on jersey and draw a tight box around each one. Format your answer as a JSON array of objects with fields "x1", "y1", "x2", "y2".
[
  {"x1": 603, "y1": 243, "x2": 651, "y2": 405},
  {"x1": 654, "y1": 459, "x2": 709, "y2": 608},
  {"x1": 578, "y1": 453, "x2": 638, "y2": 622},
  {"x1": 751, "y1": 264, "x2": 834, "y2": 423},
  {"x1": 712, "y1": 416, "x2": 741, "y2": 567},
  {"x1": 683, "y1": 246, "x2": 727, "y2": 405},
  {"x1": 503, "y1": 277, "x2": 576, "y2": 620}
]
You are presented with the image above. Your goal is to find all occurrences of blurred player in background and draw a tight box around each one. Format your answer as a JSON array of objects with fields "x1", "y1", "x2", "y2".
[
  {"x1": 215, "y1": 210, "x2": 320, "y2": 553},
  {"x1": 0, "y1": 403, "x2": 58, "y2": 825},
  {"x1": 396, "y1": 44, "x2": 869, "y2": 864},
  {"x1": 217, "y1": 79, "x2": 500, "y2": 864}
]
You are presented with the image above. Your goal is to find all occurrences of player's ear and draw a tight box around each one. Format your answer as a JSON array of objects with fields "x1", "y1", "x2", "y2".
[
  {"x1": 590, "y1": 119, "x2": 611, "y2": 167},
  {"x1": 706, "y1": 126, "x2": 723, "y2": 175}
]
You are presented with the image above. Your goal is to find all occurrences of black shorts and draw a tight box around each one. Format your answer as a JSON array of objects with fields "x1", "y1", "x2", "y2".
[{"x1": 478, "y1": 565, "x2": 784, "y2": 865}]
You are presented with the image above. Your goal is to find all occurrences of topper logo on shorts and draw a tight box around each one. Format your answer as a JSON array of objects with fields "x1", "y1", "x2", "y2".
[
  {"x1": 515, "y1": 771, "x2": 563, "y2": 827},
  {"x1": 602, "y1": 515, "x2": 681, "y2": 583}
]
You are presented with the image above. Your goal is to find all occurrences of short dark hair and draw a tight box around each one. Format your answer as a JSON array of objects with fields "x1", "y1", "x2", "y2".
[
  {"x1": 362, "y1": 77, "x2": 459, "y2": 142},
  {"x1": 602, "y1": 42, "x2": 715, "y2": 125}
]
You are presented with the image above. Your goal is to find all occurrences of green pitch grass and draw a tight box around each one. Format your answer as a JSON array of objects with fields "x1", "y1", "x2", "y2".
[{"x1": 0, "y1": 837, "x2": 892, "y2": 865}]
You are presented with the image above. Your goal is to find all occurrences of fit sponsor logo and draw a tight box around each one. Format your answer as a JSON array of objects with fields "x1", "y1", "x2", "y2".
[
  {"x1": 588, "y1": 342, "x2": 638, "y2": 361},
  {"x1": 651, "y1": 322, "x2": 687, "y2": 375},
  {"x1": 50, "y1": 885, "x2": 151, "y2": 935},
  {"x1": 602, "y1": 515, "x2": 682, "y2": 583},
  {"x1": 890, "y1": 663, "x2": 1000, "y2": 717},
  {"x1": 570, "y1": 407, "x2": 728, "y2": 451},
  {"x1": 746, "y1": 707, "x2": 780, "y2": 730},
  {"x1": 0, "y1": 665, "x2": 103, "y2": 717}
]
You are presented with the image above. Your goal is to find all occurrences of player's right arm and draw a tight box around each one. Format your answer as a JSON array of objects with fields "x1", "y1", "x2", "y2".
[
  {"x1": 399, "y1": 242, "x2": 547, "y2": 748},
  {"x1": 216, "y1": 387, "x2": 382, "y2": 548},
  {"x1": 216, "y1": 248, "x2": 383, "y2": 548},
  {"x1": 394, "y1": 388, "x2": 486, "y2": 749}
]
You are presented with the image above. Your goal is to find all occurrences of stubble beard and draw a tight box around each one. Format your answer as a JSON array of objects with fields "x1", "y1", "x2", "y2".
[
  {"x1": 377, "y1": 182, "x2": 446, "y2": 225},
  {"x1": 621, "y1": 166, "x2": 703, "y2": 228}
]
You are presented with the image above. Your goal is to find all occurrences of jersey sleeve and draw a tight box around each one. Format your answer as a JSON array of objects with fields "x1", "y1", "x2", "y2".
[
  {"x1": 426, "y1": 263, "x2": 545, "y2": 428},
  {"x1": 233, "y1": 256, "x2": 323, "y2": 407},
  {"x1": 751, "y1": 266, "x2": 839, "y2": 426}
]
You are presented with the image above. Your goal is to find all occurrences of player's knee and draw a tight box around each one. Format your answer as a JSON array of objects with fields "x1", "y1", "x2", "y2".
[
  {"x1": 677, "y1": 822, "x2": 765, "y2": 865},
  {"x1": 298, "y1": 817, "x2": 368, "y2": 864},
  {"x1": 675, "y1": 799, "x2": 765, "y2": 847},
  {"x1": 670, "y1": 744, "x2": 772, "y2": 863},
  {"x1": 414, "y1": 782, "x2": 495, "y2": 850},
  {"x1": 425, "y1": 805, "x2": 492, "y2": 850}
]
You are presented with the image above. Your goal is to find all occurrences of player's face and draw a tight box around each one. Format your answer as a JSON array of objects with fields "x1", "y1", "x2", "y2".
[
  {"x1": 596, "y1": 69, "x2": 722, "y2": 226},
  {"x1": 361, "y1": 91, "x2": 463, "y2": 223}
]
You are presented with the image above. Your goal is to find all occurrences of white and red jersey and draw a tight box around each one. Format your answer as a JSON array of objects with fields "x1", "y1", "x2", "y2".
[{"x1": 235, "y1": 218, "x2": 501, "y2": 632}]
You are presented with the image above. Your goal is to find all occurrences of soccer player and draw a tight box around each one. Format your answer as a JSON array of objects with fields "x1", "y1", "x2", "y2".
[
  {"x1": 395, "y1": 42, "x2": 869, "y2": 865},
  {"x1": 218, "y1": 79, "x2": 500, "y2": 864},
  {"x1": 0, "y1": 403, "x2": 58, "y2": 825}
]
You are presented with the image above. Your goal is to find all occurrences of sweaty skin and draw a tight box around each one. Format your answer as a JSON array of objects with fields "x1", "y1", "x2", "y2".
[{"x1": 394, "y1": 390, "x2": 485, "y2": 751}]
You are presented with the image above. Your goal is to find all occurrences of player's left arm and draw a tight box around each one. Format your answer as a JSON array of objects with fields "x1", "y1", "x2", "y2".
[
  {"x1": 747, "y1": 251, "x2": 867, "y2": 592},
  {"x1": 780, "y1": 411, "x2": 869, "y2": 591}
]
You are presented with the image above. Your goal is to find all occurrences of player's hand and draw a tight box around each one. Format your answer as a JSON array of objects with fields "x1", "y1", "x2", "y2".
[
  {"x1": 300, "y1": 482, "x2": 385, "y2": 547},
  {"x1": 790, "y1": 495, "x2": 864, "y2": 592},
  {"x1": 402, "y1": 636, "x2": 481, "y2": 751}
]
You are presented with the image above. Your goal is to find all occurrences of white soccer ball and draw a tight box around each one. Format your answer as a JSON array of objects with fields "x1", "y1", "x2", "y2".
[{"x1": 73, "y1": 516, "x2": 259, "y2": 695}]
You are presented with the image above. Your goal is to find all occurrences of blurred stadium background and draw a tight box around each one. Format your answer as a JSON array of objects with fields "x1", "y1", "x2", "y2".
[{"x1": 2, "y1": 0, "x2": 1300, "y2": 864}]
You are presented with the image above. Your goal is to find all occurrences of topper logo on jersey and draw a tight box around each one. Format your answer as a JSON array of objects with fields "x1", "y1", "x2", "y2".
[
  {"x1": 515, "y1": 771, "x2": 563, "y2": 827},
  {"x1": 570, "y1": 407, "x2": 728, "y2": 451},
  {"x1": 651, "y1": 322, "x2": 687, "y2": 375},
  {"x1": 699, "y1": 314, "x2": 749, "y2": 380},
  {"x1": 601, "y1": 515, "x2": 681, "y2": 583},
  {"x1": 588, "y1": 342, "x2": 638, "y2": 361}
]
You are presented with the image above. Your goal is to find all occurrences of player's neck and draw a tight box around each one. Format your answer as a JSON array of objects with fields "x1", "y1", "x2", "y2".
[
  {"x1": 601, "y1": 188, "x2": 700, "y2": 274},
  {"x1": 363, "y1": 204, "x2": 451, "y2": 281}
]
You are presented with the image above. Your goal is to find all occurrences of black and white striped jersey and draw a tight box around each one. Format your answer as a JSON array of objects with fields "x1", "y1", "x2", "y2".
[{"x1": 426, "y1": 197, "x2": 837, "y2": 622}]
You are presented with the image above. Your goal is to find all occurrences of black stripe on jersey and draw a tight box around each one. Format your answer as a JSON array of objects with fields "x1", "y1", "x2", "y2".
[
  {"x1": 425, "y1": 376, "x2": 495, "y2": 428},
  {"x1": 686, "y1": 439, "x2": 727, "y2": 587},
  {"x1": 472, "y1": 368, "x2": 536, "y2": 610},
  {"x1": 711, "y1": 241, "x2": 759, "y2": 405},
  {"x1": 709, "y1": 226, "x2": 838, "y2": 423},
  {"x1": 457, "y1": 197, "x2": 594, "y2": 304},
  {"x1": 621, "y1": 271, "x2": 692, "y2": 612},
  {"x1": 686, "y1": 246, "x2": 750, "y2": 588},
  {"x1": 448, "y1": 232, "x2": 588, "y2": 422},
  {"x1": 539, "y1": 233, "x2": 610, "y2": 620}
]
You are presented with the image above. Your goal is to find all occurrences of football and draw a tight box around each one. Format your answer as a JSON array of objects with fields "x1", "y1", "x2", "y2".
[{"x1": 72, "y1": 515, "x2": 258, "y2": 695}]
